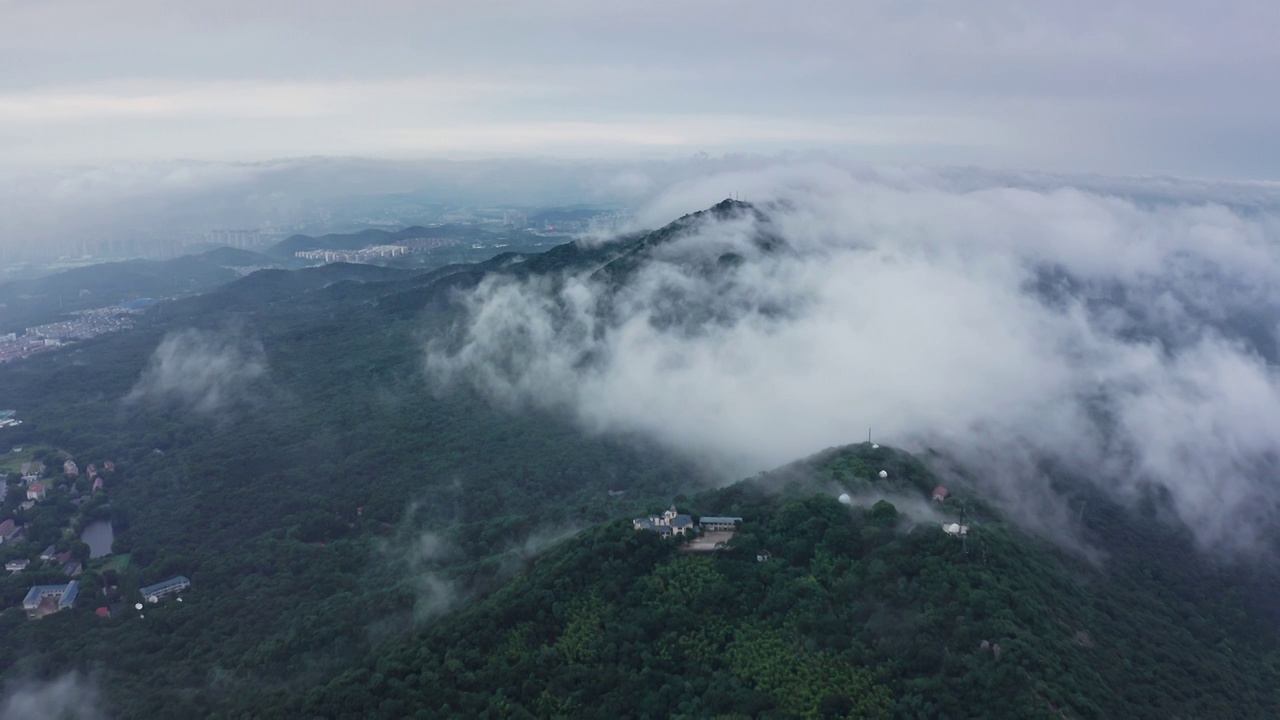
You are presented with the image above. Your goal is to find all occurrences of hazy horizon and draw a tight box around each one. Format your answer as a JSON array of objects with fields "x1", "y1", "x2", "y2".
[{"x1": 2, "y1": 0, "x2": 1278, "y2": 177}]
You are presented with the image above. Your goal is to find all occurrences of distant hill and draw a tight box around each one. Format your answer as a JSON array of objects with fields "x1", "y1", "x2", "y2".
[
  {"x1": 268, "y1": 225, "x2": 457, "y2": 258},
  {"x1": 0, "y1": 248, "x2": 288, "y2": 332}
]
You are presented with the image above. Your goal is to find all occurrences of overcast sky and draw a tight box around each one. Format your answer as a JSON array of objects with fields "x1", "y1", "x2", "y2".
[{"x1": 2, "y1": 0, "x2": 1278, "y2": 178}]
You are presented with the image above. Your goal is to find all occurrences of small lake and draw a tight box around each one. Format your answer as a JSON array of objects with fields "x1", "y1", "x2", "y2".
[{"x1": 80, "y1": 520, "x2": 115, "y2": 559}]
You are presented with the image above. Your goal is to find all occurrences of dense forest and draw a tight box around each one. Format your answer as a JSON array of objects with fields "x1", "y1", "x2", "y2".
[
  {"x1": 0, "y1": 201, "x2": 1276, "y2": 717},
  {"x1": 295, "y1": 444, "x2": 1280, "y2": 719}
]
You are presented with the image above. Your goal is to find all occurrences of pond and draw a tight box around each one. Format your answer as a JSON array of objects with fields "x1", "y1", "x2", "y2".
[{"x1": 80, "y1": 519, "x2": 115, "y2": 559}]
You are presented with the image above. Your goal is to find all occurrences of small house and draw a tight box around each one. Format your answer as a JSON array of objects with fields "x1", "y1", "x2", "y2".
[
  {"x1": 699, "y1": 516, "x2": 743, "y2": 532},
  {"x1": 932, "y1": 486, "x2": 949, "y2": 502},
  {"x1": 0, "y1": 519, "x2": 16, "y2": 540},
  {"x1": 62, "y1": 460, "x2": 78, "y2": 478},
  {"x1": 5, "y1": 559, "x2": 28, "y2": 572},
  {"x1": 26, "y1": 484, "x2": 45, "y2": 501},
  {"x1": 633, "y1": 507, "x2": 695, "y2": 537}
]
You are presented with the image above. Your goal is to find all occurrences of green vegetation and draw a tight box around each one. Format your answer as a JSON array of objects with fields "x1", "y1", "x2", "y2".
[
  {"x1": 298, "y1": 445, "x2": 1280, "y2": 718},
  {"x1": 0, "y1": 249, "x2": 293, "y2": 333},
  {"x1": 0, "y1": 205, "x2": 1275, "y2": 717}
]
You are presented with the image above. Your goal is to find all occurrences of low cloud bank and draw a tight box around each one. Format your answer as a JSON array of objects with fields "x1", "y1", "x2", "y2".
[
  {"x1": 125, "y1": 327, "x2": 268, "y2": 414},
  {"x1": 0, "y1": 672, "x2": 104, "y2": 720},
  {"x1": 384, "y1": 502, "x2": 584, "y2": 628},
  {"x1": 425, "y1": 163, "x2": 1280, "y2": 553}
]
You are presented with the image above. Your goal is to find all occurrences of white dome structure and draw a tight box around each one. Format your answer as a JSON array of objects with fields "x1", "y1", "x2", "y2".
[
  {"x1": 838, "y1": 493, "x2": 852, "y2": 505},
  {"x1": 878, "y1": 470, "x2": 889, "y2": 478}
]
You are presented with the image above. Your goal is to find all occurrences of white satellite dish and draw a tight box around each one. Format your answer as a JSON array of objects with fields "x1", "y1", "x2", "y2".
[
  {"x1": 878, "y1": 470, "x2": 888, "y2": 478},
  {"x1": 148, "y1": 595, "x2": 158, "y2": 603},
  {"x1": 838, "y1": 493, "x2": 852, "y2": 505},
  {"x1": 176, "y1": 597, "x2": 183, "y2": 602},
  {"x1": 134, "y1": 603, "x2": 143, "y2": 611}
]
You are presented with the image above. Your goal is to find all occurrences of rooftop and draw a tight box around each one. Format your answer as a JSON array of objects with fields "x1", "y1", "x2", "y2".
[
  {"x1": 139, "y1": 575, "x2": 191, "y2": 597},
  {"x1": 22, "y1": 580, "x2": 78, "y2": 611}
]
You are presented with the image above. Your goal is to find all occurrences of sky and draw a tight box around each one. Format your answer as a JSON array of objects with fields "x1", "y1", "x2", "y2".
[{"x1": 2, "y1": 0, "x2": 1278, "y2": 177}]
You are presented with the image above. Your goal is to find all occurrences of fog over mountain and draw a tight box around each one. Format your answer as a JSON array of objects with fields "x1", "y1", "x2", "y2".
[
  {"x1": 427, "y1": 163, "x2": 1280, "y2": 553},
  {"x1": 125, "y1": 326, "x2": 269, "y2": 415}
]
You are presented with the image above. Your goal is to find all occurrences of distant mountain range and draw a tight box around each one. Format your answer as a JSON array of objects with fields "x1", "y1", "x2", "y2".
[
  {"x1": 268, "y1": 226, "x2": 450, "y2": 258},
  {"x1": 0, "y1": 248, "x2": 288, "y2": 333}
]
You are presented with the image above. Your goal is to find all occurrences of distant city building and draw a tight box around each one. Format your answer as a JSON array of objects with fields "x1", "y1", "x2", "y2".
[
  {"x1": 63, "y1": 460, "x2": 79, "y2": 477},
  {"x1": 140, "y1": 576, "x2": 191, "y2": 603}
]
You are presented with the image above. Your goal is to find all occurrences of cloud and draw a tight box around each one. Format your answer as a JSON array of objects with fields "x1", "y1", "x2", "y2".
[
  {"x1": 382, "y1": 498, "x2": 585, "y2": 628},
  {"x1": 0, "y1": 672, "x2": 105, "y2": 720},
  {"x1": 3, "y1": 1, "x2": 1280, "y2": 175},
  {"x1": 425, "y1": 162, "x2": 1280, "y2": 553},
  {"x1": 126, "y1": 327, "x2": 268, "y2": 414}
]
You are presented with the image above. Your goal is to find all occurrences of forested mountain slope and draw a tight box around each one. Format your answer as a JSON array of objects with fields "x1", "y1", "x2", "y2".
[
  {"x1": 300, "y1": 444, "x2": 1280, "y2": 719},
  {"x1": 0, "y1": 201, "x2": 1275, "y2": 718},
  {"x1": 0, "y1": 213, "x2": 720, "y2": 715}
]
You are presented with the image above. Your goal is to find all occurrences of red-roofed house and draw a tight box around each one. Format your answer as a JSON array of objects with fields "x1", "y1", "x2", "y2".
[
  {"x1": 94, "y1": 607, "x2": 110, "y2": 618},
  {"x1": 27, "y1": 484, "x2": 46, "y2": 501},
  {"x1": 932, "y1": 486, "x2": 949, "y2": 502}
]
